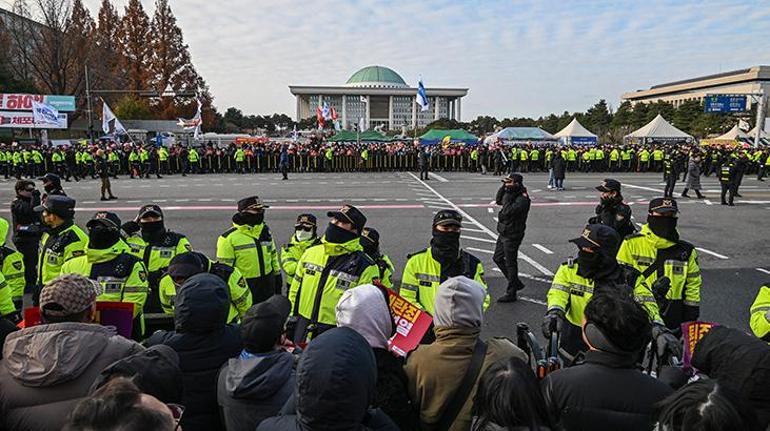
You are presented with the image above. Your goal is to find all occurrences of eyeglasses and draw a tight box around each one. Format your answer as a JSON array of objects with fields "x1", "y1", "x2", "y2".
[
  {"x1": 166, "y1": 403, "x2": 185, "y2": 430},
  {"x1": 296, "y1": 225, "x2": 313, "y2": 232}
]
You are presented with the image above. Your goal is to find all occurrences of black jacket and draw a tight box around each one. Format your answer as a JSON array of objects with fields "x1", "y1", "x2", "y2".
[
  {"x1": 11, "y1": 192, "x2": 42, "y2": 242},
  {"x1": 692, "y1": 326, "x2": 770, "y2": 429},
  {"x1": 146, "y1": 273, "x2": 242, "y2": 431},
  {"x1": 258, "y1": 327, "x2": 398, "y2": 431},
  {"x1": 373, "y1": 348, "x2": 420, "y2": 431},
  {"x1": 552, "y1": 155, "x2": 567, "y2": 179},
  {"x1": 589, "y1": 199, "x2": 635, "y2": 238},
  {"x1": 496, "y1": 186, "x2": 531, "y2": 241},
  {"x1": 542, "y1": 350, "x2": 672, "y2": 431}
]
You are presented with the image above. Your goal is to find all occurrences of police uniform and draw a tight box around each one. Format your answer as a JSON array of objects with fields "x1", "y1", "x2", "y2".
[
  {"x1": 360, "y1": 227, "x2": 395, "y2": 289},
  {"x1": 281, "y1": 214, "x2": 322, "y2": 282},
  {"x1": 159, "y1": 251, "x2": 252, "y2": 324},
  {"x1": 217, "y1": 196, "x2": 281, "y2": 304},
  {"x1": 589, "y1": 179, "x2": 634, "y2": 238},
  {"x1": 60, "y1": 212, "x2": 148, "y2": 340},
  {"x1": 616, "y1": 198, "x2": 702, "y2": 330},
  {"x1": 34, "y1": 196, "x2": 88, "y2": 289},
  {"x1": 125, "y1": 204, "x2": 192, "y2": 315},
  {"x1": 750, "y1": 285, "x2": 770, "y2": 342},
  {"x1": 719, "y1": 160, "x2": 736, "y2": 206},
  {"x1": 288, "y1": 204, "x2": 380, "y2": 343},
  {"x1": 0, "y1": 218, "x2": 25, "y2": 311}
]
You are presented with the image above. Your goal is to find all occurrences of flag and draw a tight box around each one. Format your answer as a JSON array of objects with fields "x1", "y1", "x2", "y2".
[
  {"x1": 416, "y1": 77, "x2": 429, "y2": 112},
  {"x1": 292, "y1": 125, "x2": 299, "y2": 142},
  {"x1": 177, "y1": 99, "x2": 203, "y2": 140},
  {"x1": 102, "y1": 101, "x2": 127, "y2": 135},
  {"x1": 316, "y1": 106, "x2": 325, "y2": 129},
  {"x1": 31, "y1": 101, "x2": 60, "y2": 126},
  {"x1": 322, "y1": 102, "x2": 331, "y2": 121},
  {"x1": 331, "y1": 106, "x2": 338, "y2": 121},
  {"x1": 359, "y1": 116, "x2": 367, "y2": 132}
]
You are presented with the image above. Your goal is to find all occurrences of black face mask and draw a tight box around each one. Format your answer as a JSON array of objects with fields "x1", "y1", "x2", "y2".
[
  {"x1": 506, "y1": 183, "x2": 522, "y2": 194},
  {"x1": 431, "y1": 230, "x2": 461, "y2": 264},
  {"x1": 361, "y1": 239, "x2": 379, "y2": 258},
  {"x1": 576, "y1": 249, "x2": 603, "y2": 278},
  {"x1": 140, "y1": 220, "x2": 165, "y2": 242},
  {"x1": 44, "y1": 183, "x2": 57, "y2": 193},
  {"x1": 647, "y1": 215, "x2": 679, "y2": 242},
  {"x1": 325, "y1": 223, "x2": 358, "y2": 244},
  {"x1": 89, "y1": 226, "x2": 120, "y2": 249},
  {"x1": 239, "y1": 212, "x2": 264, "y2": 226}
]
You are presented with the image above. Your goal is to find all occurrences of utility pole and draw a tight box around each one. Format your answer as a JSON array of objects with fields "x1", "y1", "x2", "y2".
[
  {"x1": 754, "y1": 92, "x2": 766, "y2": 148},
  {"x1": 85, "y1": 65, "x2": 94, "y2": 143}
]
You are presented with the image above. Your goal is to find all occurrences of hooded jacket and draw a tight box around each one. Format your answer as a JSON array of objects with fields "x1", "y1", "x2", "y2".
[
  {"x1": 495, "y1": 186, "x2": 531, "y2": 240},
  {"x1": 146, "y1": 273, "x2": 242, "y2": 431},
  {"x1": 0, "y1": 322, "x2": 143, "y2": 431},
  {"x1": 691, "y1": 326, "x2": 770, "y2": 429},
  {"x1": 336, "y1": 284, "x2": 420, "y2": 430},
  {"x1": 405, "y1": 277, "x2": 527, "y2": 431},
  {"x1": 258, "y1": 327, "x2": 398, "y2": 431},
  {"x1": 217, "y1": 350, "x2": 295, "y2": 431}
]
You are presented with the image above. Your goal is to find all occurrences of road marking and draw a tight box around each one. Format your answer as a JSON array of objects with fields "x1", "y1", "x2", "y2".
[
  {"x1": 0, "y1": 204, "x2": 429, "y2": 213},
  {"x1": 461, "y1": 235, "x2": 497, "y2": 244},
  {"x1": 462, "y1": 227, "x2": 486, "y2": 234},
  {"x1": 430, "y1": 173, "x2": 449, "y2": 182},
  {"x1": 695, "y1": 247, "x2": 729, "y2": 260},
  {"x1": 756, "y1": 268, "x2": 770, "y2": 275},
  {"x1": 532, "y1": 243, "x2": 554, "y2": 254},
  {"x1": 408, "y1": 172, "x2": 554, "y2": 277},
  {"x1": 467, "y1": 247, "x2": 494, "y2": 255},
  {"x1": 704, "y1": 199, "x2": 713, "y2": 205},
  {"x1": 427, "y1": 205, "x2": 452, "y2": 210},
  {"x1": 624, "y1": 183, "x2": 664, "y2": 193}
]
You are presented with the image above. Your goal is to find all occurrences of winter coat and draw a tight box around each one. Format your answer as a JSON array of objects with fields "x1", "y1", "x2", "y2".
[
  {"x1": 146, "y1": 273, "x2": 242, "y2": 431},
  {"x1": 495, "y1": 186, "x2": 531, "y2": 241},
  {"x1": 217, "y1": 350, "x2": 295, "y2": 431},
  {"x1": 552, "y1": 155, "x2": 567, "y2": 179},
  {"x1": 684, "y1": 158, "x2": 702, "y2": 190},
  {"x1": 405, "y1": 277, "x2": 527, "y2": 431},
  {"x1": 0, "y1": 323, "x2": 143, "y2": 431},
  {"x1": 258, "y1": 327, "x2": 398, "y2": 431},
  {"x1": 691, "y1": 326, "x2": 770, "y2": 429},
  {"x1": 541, "y1": 350, "x2": 672, "y2": 431}
]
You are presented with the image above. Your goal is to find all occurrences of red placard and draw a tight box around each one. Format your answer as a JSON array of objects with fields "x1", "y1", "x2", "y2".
[
  {"x1": 19, "y1": 302, "x2": 135, "y2": 339},
  {"x1": 386, "y1": 289, "x2": 433, "y2": 357},
  {"x1": 681, "y1": 321, "x2": 719, "y2": 370}
]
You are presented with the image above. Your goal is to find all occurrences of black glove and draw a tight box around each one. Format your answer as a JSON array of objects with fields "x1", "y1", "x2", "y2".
[
  {"x1": 652, "y1": 323, "x2": 682, "y2": 360},
  {"x1": 542, "y1": 309, "x2": 565, "y2": 339},
  {"x1": 274, "y1": 273, "x2": 283, "y2": 295},
  {"x1": 3, "y1": 310, "x2": 22, "y2": 325}
]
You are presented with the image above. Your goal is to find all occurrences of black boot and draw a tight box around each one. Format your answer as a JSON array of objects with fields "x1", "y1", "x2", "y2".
[{"x1": 497, "y1": 290, "x2": 518, "y2": 303}]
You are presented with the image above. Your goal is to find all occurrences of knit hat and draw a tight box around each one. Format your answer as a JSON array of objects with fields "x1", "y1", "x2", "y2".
[{"x1": 39, "y1": 274, "x2": 101, "y2": 318}]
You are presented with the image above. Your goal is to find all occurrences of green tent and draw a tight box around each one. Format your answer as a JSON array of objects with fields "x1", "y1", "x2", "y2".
[
  {"x1": 328, "y1": 129, "x2": 392, "y2": 143},
  {"x1": 419, "y1": 129, "x2": 478, "y2": 145}
]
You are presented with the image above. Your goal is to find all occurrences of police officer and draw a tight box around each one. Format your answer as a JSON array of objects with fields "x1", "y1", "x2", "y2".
[
  {"x1": 11, "y1": 180, "x2": 42, "y2": 295},
  {"x1": 360, "y1": 227, "x2": 395, "y2": 289},
  {"x1": 288, "y1": 204, "x2": 379, "y2": 343},
  {"x1": 719, "y1": 158, "x2": 737, "y2": 206},
  {"x1": 589, "y1": 179, "x2": 634, "y2": 238},
  {"x1": 543, "y1": 224, "x2": 671, "y2": 358},
  {"x1": 494, "y1": 173, "x2": 531, "y2": 302},
  {"x1": 0, "y1": 218, "x2": 25, "y2": 312},
  {"x1": 34, "y1": 195, "x2": 88, "y2": 301},
  {"x1": 750, "y1": 284, "x2": 770, "y2": 342},
  {"x1": 401, "y1": 209, "x2": 489, "y2": 314},
  {"x1": 662, "y1": 154, "x2": 677, "y2": 198},
  {"x1": 38, "y1": 173, "x2": 66, "y2": 202},
  {"x1": 124, "y1": 204, "x2": 192, "y2": 316},
  {"x1": 60, "y1": 211, "x2": 148, "y2": 340},
  {"x1": 159, "y1": 251, "x2": 252, "y2": 324},
  {"x1": 217, "y1": 196, "x2": 281, "y2": 304},
  {"x1": 280, "y1": 214, "x2": 322, "y2": 286},
  {"x1": 617, "y1": 198, "x2": 702, "y2": 330}
]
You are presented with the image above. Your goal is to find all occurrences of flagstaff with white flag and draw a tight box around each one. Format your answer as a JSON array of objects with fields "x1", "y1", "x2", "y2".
[
  {"x1": 101, "y1": 100, "x2": 127, "y2": 135},
  {"x1": 31, "y1": 101, "x2": 61, "y2": 127},
  {"x1": 416, "y1": 77, "x2": 430, "y2": 112}
]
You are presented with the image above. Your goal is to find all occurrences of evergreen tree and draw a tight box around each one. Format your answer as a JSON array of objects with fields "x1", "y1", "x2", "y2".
[{"x1": 118, "y1": 0, "x2": 151, "y2": 91}]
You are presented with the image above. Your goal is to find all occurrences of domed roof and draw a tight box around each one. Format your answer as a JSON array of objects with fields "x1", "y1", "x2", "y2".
[{"x1": 346, "y1": 65, "x2": 408, "y2": 88}]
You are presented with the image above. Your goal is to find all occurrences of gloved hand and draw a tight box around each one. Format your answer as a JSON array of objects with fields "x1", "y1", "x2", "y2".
[
  {"x1": 541, "y1": 309, "x2": 565, "y2": 339},
  {"x1": 652, "y1": 323, "x2": 682, "y2": 360},
  {"x1": 3, "y1": 310, "x2": 22, "y2": 325},
  {"x1": 274, "y1": 273, "x2": 283, "y2": 295}
]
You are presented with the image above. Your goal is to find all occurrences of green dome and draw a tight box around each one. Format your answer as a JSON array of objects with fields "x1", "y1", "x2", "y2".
[{"x1": 346, "y1": 65, "x2": 408, "y2": 88}]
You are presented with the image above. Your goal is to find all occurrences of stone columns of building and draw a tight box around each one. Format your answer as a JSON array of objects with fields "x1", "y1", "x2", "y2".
[
  {"x1": 412, "y1": 96, "x2": 418, "y2": 129},
  {"x1": 296, "y1": 96, "x2": 301, "y2": 122},
  {"x1": 388, "y1": 96, "x2": 394, "y2": 130},
  {"x1": 434, "y1": 97, "x2": 440, "y2": 120},
  {"x1": 365, "y1": 95, "x2": 371, "y2": 130},
  {"x1": 342, "y1": 95, "x2": 347, "y2": 129},
  {"x1": 456, "y1": 97, "x2": 461, "y2": 122}
]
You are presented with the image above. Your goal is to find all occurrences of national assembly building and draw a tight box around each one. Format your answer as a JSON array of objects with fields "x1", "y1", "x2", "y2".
[{"x1": 289, "y1": 65, "x2": 468, "y2": 131}]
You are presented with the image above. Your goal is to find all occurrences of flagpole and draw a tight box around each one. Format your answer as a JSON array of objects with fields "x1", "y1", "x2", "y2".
[
  {"x1": 99, "y1": 96, "x2": 137, "y2": 146},
  {"x1": 85, "y1": 65, "x2": 94, "y2": 143}
]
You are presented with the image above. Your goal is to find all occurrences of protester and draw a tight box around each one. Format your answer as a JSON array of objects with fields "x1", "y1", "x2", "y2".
[
  {"x1": 64, "y1": 377, "x2": 179, "y2": 431},
  {"x1": 257, "y1": 326, "x2": 398, "y2": 430},
  {"x1": 654, "y1": 379, "x2": 761, "y2": 431},
  {"x1": 0, "y1": 274, "x2": 144, "y2": 431},
  {"x1": 551, "y1": 150, "x2": 566, "y2": 190},
  {"x1": 218, "y1": 295, "x2": 296, "y2": 431},
  {"x1": 542, "y1": 291, "x2": 673, "y2": 431},
  {"x1": 405, "y1": 276, "x2": 527, "y2": 431},
  {"x1": 494, "y1": 173, "x2": 531, "y2": 302},
  {"x1": 472, "y1": 357, "x2": 555, "y2": 431},
  {"x1": 145, "y1": 273, "x2": 242, "y2": 431},
  {"x1": 336, "y1": 284, "x2": 420, "y2": 430}
]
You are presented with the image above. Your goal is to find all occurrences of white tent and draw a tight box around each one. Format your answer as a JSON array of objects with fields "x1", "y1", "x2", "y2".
[
  {"x1": 713, "y1": 124, "x2": 750, "y2": 141},
  {"x1": 625, "y1": 114, "x2": 693, "y2": 142},
  {"x1": 554, "y1": 118, "x2": 597, "y2": 138},
  {"x1": 747, "y1": 125, "x2": 767, "y2": 138}
]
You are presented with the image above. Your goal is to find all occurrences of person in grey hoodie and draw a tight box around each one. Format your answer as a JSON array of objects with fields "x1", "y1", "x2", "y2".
[
  {"x1": 0, "y1": 274, "x2": 144, "y2": 431},
  {"x1": 218, "y1": 295, "x2": 296, "y2": 431}
]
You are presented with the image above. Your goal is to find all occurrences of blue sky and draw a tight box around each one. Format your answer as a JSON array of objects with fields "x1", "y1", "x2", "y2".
[{"x1": 74, "y1": 0, "x2": 770, "y2": 120}]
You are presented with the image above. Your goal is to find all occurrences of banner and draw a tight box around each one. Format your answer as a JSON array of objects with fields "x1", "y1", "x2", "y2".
[
  {"x1": 386, "y1": 289, "x2": 433, "y2": 357},
  {"x1": 0, "y1": 110, "x2": 68, "y2": 129},
  {"x1": 681, "y1": 321, "x2": 719, "y2": 370},
  {"x1": 0, "y1": 93, "x2": 76, "y2": 112},
  {"x1": 32, "y1": 101, "x2": 61, "y2": 126}
]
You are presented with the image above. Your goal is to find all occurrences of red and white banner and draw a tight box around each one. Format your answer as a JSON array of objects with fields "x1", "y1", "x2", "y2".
[
  {"x1": 0, "y1": 93, "x2": 76, "y2": 112},
  {"x1": 386, "y1": 289, "x2": 433, "y2": 357},
  {"x1": 0, "y1": 110, "x2": 68, "y2": 129}
]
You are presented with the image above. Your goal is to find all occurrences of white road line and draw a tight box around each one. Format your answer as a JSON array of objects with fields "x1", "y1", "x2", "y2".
[
  {"x1": 461, "y1": 235, "x2": 497, "y2": 244},
  {"x1": 430, "y1": 173, "x2": 449, "y2": 182},
  {"x1": 704, "y1": 199, "x2": 713, "y2": 205},
  {"x1": 427, "y1": 205, "x2": 453, "y2": 210},
  {"x1": 624, "y1": 183, "x2": 664, "y2": 193},
  {"x1": 467, "y1": 247, "x2": 494, "y2": 255},
  {"x1": 756, "y1": 268, "x2": 770, "y2": 275},
  {"x1": 407, "y1": 172, "x2": 554, "y2": 277},
  {"x1": 462, "y1": 227, "x2": 486, "y2": 234},
  {"x1": 695, "y1": 247, "x2": 729, "y2": 260},
  {"x1": 532, "y1": 243, "x2": 554, "y2": 254}
]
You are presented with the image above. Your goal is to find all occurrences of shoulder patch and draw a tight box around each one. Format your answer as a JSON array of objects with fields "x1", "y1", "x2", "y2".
[
  {"x1": 221, "y1": 227, "x2": 237, "y2": 238},
  {"x1": 407, "y1": 248, "x2": 429, "y2": 259},
  {"x1": 624, "y1": 232, "x2": 644, "y2": 240}
]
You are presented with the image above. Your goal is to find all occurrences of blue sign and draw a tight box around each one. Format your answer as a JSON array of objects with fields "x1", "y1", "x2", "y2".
[{"x1": 704, "y1": 95, "x2": 747, "y2": 113}]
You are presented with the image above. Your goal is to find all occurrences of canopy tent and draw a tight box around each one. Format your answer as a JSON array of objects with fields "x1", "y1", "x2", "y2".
[
  {"x1": 700, "y1": 125, "x2": 754, "y2": 147},
  {"x1": 328, "y1": 129, "x2": 392, "y2": 143},
  {"x1": 419, "y1": 129, "x2": 479, "y2": 145},
  {"x1": 745, "y1": 125, "x2": 770, "y2": 146},
  {"x1": 624, "y1": 114, "x2": 693, "y2": 144},
  {"x1": 484, "y1": 127, "x2": 557, "y2": 145},
  {"x1": 554, "y1": 118, "x2": 597, "y2": 146}
]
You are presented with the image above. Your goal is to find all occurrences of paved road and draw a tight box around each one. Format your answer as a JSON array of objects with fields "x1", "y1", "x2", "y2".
[{"x1": 2, "y1": 170, "x2": 768, "y2": 342}]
